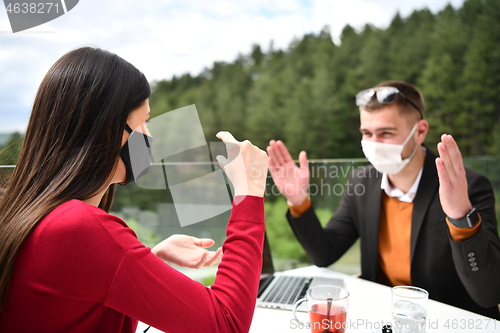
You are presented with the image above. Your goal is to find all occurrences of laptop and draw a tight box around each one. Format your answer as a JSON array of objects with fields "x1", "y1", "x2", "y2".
[{"x1": 256, "y1": 233, "x2": 344, "y2": 312}]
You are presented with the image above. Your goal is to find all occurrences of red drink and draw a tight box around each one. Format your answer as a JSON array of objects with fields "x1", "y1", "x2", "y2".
[{"x1": 308, "y1": 303, "x2": 347, "y2": 333}]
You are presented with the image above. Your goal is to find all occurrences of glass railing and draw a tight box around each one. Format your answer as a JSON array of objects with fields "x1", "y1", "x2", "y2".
[{"x1": 2, "y1": 156, "x2": 500, "y2": 281}]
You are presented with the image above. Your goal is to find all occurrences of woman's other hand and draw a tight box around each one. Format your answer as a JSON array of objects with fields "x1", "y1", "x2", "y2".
[{"x1": 152, "y1": 234, "x2": 222, "y2": 269}]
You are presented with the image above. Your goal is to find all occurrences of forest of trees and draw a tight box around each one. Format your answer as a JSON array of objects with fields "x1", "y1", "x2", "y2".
[
  {"x1": 148, "y1": 0, "x2": 500, "y2": 159},
  {"x1": 1, "y1": 0, "x2": 500, "y2": 163}
]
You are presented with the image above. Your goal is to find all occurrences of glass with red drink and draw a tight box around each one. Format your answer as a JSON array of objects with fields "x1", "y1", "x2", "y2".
[{"x1": 293, "y1": 285, "x2": 349, "y2": 333}]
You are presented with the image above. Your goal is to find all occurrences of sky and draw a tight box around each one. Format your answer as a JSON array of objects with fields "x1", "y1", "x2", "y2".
[{"x1": 0, "y1": 0, "x2": 466, "y2": 134}]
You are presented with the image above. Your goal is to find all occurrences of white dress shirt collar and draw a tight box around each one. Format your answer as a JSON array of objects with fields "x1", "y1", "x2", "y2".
[{"x1": 381, "y1": 169, "x2": 423, "y2": 203}]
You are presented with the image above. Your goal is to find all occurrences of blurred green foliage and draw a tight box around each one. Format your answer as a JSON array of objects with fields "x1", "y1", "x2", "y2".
[
  {"x1": 0, "y1": 133, "x2": 23, "y2": 166},
  {"x1": 201, "y1": 275, "x2": 216, "y2": 287},
  {"x1": 264, "y1": 197, "x2": 334, "y2": 263},
  {"x1": 115, "y1": 217, "x2": 161, "y2": 248},
  {"x1": 0, "y1": 133, "x2": 23, "y2": 189}
]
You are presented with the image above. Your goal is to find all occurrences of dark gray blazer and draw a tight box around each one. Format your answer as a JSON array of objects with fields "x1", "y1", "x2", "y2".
[{"x1": 288, "y1": 148, "x2": 500, "y2": 319}]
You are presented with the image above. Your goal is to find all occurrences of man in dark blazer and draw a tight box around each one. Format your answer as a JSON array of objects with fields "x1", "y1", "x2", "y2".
[{"x1": 267, "y1": 80, "x2": 500, "y2": 319}]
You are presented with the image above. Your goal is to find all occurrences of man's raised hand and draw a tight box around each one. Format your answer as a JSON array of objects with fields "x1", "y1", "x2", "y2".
[
  {"x1": 267, "y1": 140, "x2": 309, "y2": 206},
  {"x1": 436, "y1": 134, "x2": 473, "y2": 219}
]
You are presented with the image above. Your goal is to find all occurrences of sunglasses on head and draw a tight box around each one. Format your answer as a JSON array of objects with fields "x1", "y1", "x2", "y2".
[{"x1": 355, "y1": 86, "x2": 423, "y2": 119}]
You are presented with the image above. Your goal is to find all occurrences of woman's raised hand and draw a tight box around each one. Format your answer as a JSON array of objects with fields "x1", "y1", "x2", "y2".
[{"x1": 216, "y1": 131, "x2": 268, "y2": 197}]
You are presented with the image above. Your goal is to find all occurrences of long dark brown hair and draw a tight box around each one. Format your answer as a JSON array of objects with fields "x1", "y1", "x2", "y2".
[{"x1": 0, "y1": 47, "x2": 151, "y2": 310}]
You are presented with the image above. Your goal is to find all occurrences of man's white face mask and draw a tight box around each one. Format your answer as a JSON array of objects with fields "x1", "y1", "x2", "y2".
[{"x1": 361, "y1": 123, "x2": 419, "y2": 175}]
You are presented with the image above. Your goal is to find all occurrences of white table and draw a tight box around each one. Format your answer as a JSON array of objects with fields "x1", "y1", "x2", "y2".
[{"x1": 136, "y1": 266, "x2": 500, "y2": 333}]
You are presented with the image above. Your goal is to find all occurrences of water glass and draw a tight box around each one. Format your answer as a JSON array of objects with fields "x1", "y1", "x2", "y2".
[{"x1": 391, "y1": 286, "x2": 428, "y2": 333}]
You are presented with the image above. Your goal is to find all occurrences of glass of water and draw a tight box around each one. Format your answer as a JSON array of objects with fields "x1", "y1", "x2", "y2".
[{"x1": 391, "y1": 286, "x2": 428, "y2": 333}]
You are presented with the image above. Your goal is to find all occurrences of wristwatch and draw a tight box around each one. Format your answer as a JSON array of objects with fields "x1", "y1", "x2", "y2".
[{"x1": 447, "y1": 207, "x2": 480, "y2": 228}]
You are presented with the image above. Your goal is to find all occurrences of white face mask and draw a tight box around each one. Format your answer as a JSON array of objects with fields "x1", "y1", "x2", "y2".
[{"x1": 361, "y1": 123, "x2": 419, "y2": 175}]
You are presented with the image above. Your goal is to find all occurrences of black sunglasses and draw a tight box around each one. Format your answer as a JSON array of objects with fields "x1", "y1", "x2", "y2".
[{"x1": 355, "y1": 86, "x2": 423, "y2": 119}]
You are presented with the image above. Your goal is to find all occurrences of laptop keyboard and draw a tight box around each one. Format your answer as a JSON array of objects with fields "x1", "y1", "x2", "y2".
[{"x1": 262, "y1": 276, "x2": 312, "y2": 304}]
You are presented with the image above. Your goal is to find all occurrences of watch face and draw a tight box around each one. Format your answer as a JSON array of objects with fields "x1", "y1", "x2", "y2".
[
  {"x1": 448, "y1": 208, "x2": 479, "y2": 228},
  {"x1": 467, "y1": 210, "x2": 480, "y2": 228},
  {"x1": 467, "y1": 207, "x2": 476, "y2": 217}
]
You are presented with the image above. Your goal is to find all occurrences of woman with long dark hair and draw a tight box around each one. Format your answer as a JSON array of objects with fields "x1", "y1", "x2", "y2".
[{"x1": 0, "y1": 47, "x2": 268, "y2": 332}]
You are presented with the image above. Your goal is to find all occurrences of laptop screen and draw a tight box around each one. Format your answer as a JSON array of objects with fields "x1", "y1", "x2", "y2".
[{"x1": 262, "y1": 231, "x2": 275, "y2": 275}]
